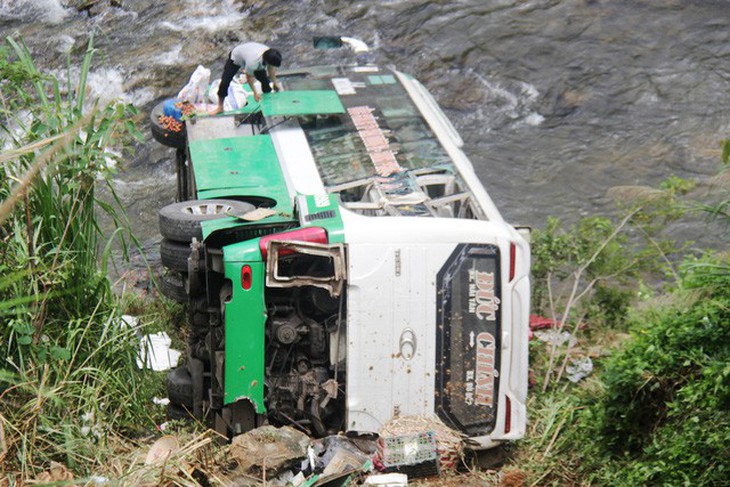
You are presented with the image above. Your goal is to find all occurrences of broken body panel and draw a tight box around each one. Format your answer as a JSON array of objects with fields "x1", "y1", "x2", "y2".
[{"x1": 164, "y1": 61, "x2": 530, "y2": 448}]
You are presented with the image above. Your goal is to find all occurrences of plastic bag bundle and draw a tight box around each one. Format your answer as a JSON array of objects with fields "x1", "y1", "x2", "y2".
[
  {"x1": 208, "y1": 76, "x2": 248, "y2": 112},
  {"x1": 177, "y1": 65, "x2": 211, "y2": 104}
]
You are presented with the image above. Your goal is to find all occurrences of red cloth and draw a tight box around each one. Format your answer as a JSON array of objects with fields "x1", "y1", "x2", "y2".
[{"x1": 529, "y1": 314, "x2": 561, "y2": 340}]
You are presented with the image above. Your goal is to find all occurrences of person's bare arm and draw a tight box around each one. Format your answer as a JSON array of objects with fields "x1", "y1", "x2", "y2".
[{"x1": 246, "y1": 73, "x2": 261, "y2": 102}]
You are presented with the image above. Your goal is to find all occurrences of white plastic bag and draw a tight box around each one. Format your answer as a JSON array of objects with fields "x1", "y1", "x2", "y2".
[
  {"x1": 208, "y1": 76, "x2": 248, "y2": 111},
  {"x1": 207, "y1": 79, "x2": 221, "y2": 105},
  {"x1": 224, "y1": 79, "x2": 248, "y2": 111},
  {"x1": 177, "y1": 65, "x2": 211, "y2": 104}
]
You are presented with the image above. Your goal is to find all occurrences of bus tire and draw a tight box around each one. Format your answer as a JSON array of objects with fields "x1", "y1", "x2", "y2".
[
  {"x1": 186, "y1": 270, "x2": 203, "y2": 297},
  {"x1": 158, "y1": 199, "x2": 255, "y2": 242},
  {"x1": 167, "y1": 366, "x2": 194, "y2": 409},
  {"x1": 464, "y1": 445, "x2": 506, "y2": 470},
  {"x1": 160, "y1": 238, "x2": 190, "y2": 272},
  {"x1": 150, "y1": 100, "x2": 187, "y2": 149},
  {"x1": 167, "y1": 402, "x2": 193, "y2": 422},
  {"x1": 159, "y1": 271, "x2": 188, "y2": 302}
]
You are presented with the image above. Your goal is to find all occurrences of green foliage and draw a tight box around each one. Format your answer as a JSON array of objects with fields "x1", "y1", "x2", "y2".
[
  {"x1": 0, "y1": 36, "x2": 158, "y2": 478},
  {"x1": 0, "y1": 45, "x2": 44, "y2": 117},
  {"x1": 581, "y1": 255, "x2": 728, "y2": 485},
  {"x1": 529, "y1": 257, "x2": 730, "y2": 485},
  {"x1": 659, "y1": 174, "x2": 696, "y2": 195},
  {"x1": 0, "y1": 35, "x2": 139, "y2": 356},
  {"x1": 531, "y1": 216, "x2": 627, "y2": 280},
  {"x1": 4, "y1": 314, "x2": 164, "y2": 471},
  {"x1": 588, "y1": 284, "x2": 633, "y2": 328},
  {"x1": 698, "y1": 141, "x2": 730, "y2": 231},
  {"x1": 520, "y1": 156, "x2": 729, "y2": 484},
  {"x1": 530, "y1": 215, "x2": 647, "y2": 323},
  {"x1": 517, "y1": 255, "x2": 729, "y2": 486}
]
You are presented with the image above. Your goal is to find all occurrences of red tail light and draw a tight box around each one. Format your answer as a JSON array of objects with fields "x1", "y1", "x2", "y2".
[
  {"x1": 504, "y1": 396, "x2": 512, "y2": 434},
  {"x1": 259, "y1": 227, "x2": 328, "y2": 259},
  {"x1": 241, "y1": 265, "x2": 252, "y2": 290},
  {"x1": 509, "y1": 242, "x2": 516, "y2": 281}
]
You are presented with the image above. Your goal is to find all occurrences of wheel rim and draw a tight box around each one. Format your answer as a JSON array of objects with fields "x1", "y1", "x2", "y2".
[{"x1": 180, "y1": 202, "x2": 234, "y2": 216}]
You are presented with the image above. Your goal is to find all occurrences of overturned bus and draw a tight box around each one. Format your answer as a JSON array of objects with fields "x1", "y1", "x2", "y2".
[{"x1": 151, "y1": 39, "x2": 530, "y2": 452}]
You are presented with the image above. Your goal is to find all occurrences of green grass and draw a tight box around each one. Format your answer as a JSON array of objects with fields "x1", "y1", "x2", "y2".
[{"x1": 0, "y1": 34, "x2": 163, "y2": 480}]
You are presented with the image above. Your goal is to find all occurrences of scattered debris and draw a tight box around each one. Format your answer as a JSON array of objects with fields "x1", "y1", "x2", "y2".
[
  {"x1": 238, "y1": 207, "x2": 277, "y2": 221},
  {"x1": 145, "y1": 435, "x2": 180, "y2": 465},
  {"x1": 529, "y1": 314, "x2": 561, "y2": 330},
  {"x1": 117, "y1": 314, "x2": 183, "y2": 371},
  {"x1": 230, "y1": 425, "x2": 310, "y2": 477},
  {"x1": 34, "y1": 462, "x2": 74, "y2": 483},
  {"x1": 79, "y1": 410, "x2": 103, "y2": 439},
  {"x1": 120, "y1": 432, "x2": 216, "y2": 486},
  {"x1": 379, "y1": 415, "x2": 464, "y2": 472},
  {"x1": 48, "y1": 418, "x2": 499, "y2": 485},
  {"x1": 376, "y1": 431, "x2": 439, "y2": 479},
  {"x1": 345, "y1": 431, "x2": 379, "y2": 456},
  {"x1": 529, "y1": 314, "x2": 561, "y2": 340},
  {"x1": 324, "y1": 449, "x2": 368, "y2": 476},
  {"x1": 319, "y1": 434, "x2": 372, "y2": 475},
  {"x1": 177, "y1": 65, "x2": 211, "y2": 105},
  {"x1": 499, "y1": 468, "x2": 527, "y2": 487},
  {"x1": 153, "y1": 397, "x2": 171, "y2": 406},
  {"x1": 566, "y1": 356, "x2": 594, "y2": 383},
  {"x1": 307, "y1": 469, "x2": 361, "y2": 487},
  {"x1": 118, "y1": 314, "x2": 141, "y2": 334},
  {"x1": 533, "y1": 329, "x2": 577, "y2": 348},
  {"x1": 364, "y1": 473, "x2": 408, "y2": 486},
  {"x1": 290, "y1": 471, "x2": 307, "y2": 486},
  {"x1": 136, "y1": 331, "x2": 182, "y2": 371}
]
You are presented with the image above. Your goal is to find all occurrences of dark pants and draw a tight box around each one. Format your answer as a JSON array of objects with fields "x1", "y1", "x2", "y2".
[{"x1": 217, "y1": 55, "x2": 272, "y2": 101}]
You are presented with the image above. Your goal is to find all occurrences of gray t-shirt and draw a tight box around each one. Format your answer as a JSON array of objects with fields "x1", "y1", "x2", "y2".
[{"x1": 230, "y1": 42, "x2": 269, "y2": 75}]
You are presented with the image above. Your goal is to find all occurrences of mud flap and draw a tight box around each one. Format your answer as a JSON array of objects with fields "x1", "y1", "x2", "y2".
[{"x1": 215, "y1": 400, "x2": 260, "y2": 439}]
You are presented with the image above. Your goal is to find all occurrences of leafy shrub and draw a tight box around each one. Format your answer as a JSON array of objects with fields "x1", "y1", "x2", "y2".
[
  {"x1": 587, "y1": 284, "x2": 633, "y2": 329},
  {"x1": 518, "y1": 159, "x2": 728, "y2": 485},
  {"x1": 530, "y1": 216, "x2": 649, "y2": 319},
  {"x1": 583, "y1": 255, "x2": 730, "y2": 485}
]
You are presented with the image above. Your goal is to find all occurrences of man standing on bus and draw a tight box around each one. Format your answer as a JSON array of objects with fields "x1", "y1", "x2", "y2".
[{"x1": 210, "y1": 42, "x2": 282, "y2": 114}]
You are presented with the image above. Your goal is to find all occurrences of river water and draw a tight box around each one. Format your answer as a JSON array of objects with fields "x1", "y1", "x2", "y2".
[{"x1": 2, "y1": 0, "x2": 729, "y2": 247}]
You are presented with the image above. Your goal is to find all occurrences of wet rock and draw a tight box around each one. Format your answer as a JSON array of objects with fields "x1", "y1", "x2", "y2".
[
  {"x1": 230, "y1": 425, "x2": 310, "y2": 476},
  {"x1": 544, "y1": 88, "x2": 588, "y2": 118},
  {"x1": 63, "y1": 0, "x2": 122, "y2": 16},
  {"x1": 62, "y1": 0, "x2": 95, "y2": 10},
  {"x1": 426, "y1": 74, "x2": 486, "y2": 111}
]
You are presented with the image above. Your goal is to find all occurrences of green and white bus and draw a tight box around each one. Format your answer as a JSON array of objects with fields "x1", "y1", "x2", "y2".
[{"x1": 152, "y1": 39, "x2": 530, "y2": 452}]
